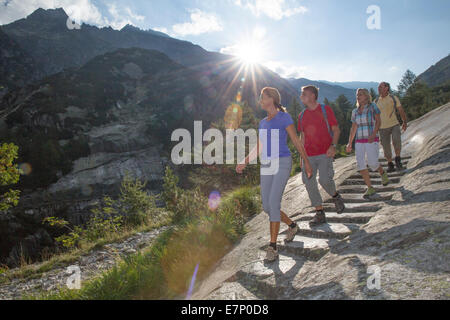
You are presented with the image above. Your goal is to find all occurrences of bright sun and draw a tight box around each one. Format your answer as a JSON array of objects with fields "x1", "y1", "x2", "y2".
[{"x1": 236, "y1": 42, "x2": 263, "y2": 65}]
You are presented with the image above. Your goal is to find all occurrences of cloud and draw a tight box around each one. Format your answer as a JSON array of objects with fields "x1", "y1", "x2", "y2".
[
  {"x1": 220, "y1": 26, "x2": 266, "y2": 56},
  {"x1": 171, "y1": 9, "x2": 223, "y2": 36},
  {"x1": 105, "y1": 3, "x2": 145, "y2": 30},
  {"x1": 0, "y1": 0, "x2": 145, "y2": 30},
  {"x1": 264, "y1": 60, "x2": 308, "y2": 79},
  {"x1": 234, "y1": 0, "x2": 308, "y2": 20},
  {"x1": 220, "y1": 44, "x2": 239, "y2": 56},
  {"x1": 152, "y1": 26, "x2": 169, "y2": 34},
  {"x1": 389, "y1": 66, "x2": 399, "y2": 72},
  {"x1": 0, "y1": 0, "x2": 103, "y2": 26}
]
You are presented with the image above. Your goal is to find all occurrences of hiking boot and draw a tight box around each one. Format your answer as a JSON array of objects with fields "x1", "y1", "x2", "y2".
[
  {"x1": 395, "y1": 156, "x2": 404, "y2": 170},
  {"x1": 265, "y1": 246, "x2": 278, "y2": 262},
  {"x1": 387, "y1": 162, "x2": 395, "y2": 173},
  {"x1": 285, "y1": 223, "x2": 299, "y2": 243},
  {"x1": 309, "y1": 210, "x2": 326, "y2": 227},
  {"x1": 381, "y1": 172, "x2": 389, "y2": 186},
  {"x1": 332, "y1": 193, "x2": 345, "y2": 214},
  {"x1": 363, "y1": 187, "x2": 377, "y2": 199}
]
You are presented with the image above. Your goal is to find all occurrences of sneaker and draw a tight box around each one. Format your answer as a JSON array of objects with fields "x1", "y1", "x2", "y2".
[
  {"x1": 395, "y1": 156, "x2": 404, "y2": 170},
  {"x1": 363, "y1": 187, "x2": 377, "y2": 199},
  {"x1": 387, "y1": 162, "x2": 395, "y2": 173},
  {"x1": 285, "y1": 223, "x2": 299, "y2": 243},
  {"x1": 381, "y1": 172, "x2": 389, "y2": 186},
  {"x1": 265, "y1": 246, "x2": 278, "y2": 262},
  {"x1": 309, "y1": 210, "x2": 326, "y2": 227},
  {"x1": 332, "y1": 193, "x2": 345, "y2": 214}
]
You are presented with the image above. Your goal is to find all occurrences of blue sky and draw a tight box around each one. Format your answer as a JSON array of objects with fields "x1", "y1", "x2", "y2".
[{"x1": 1, "y1": 0, "x2": 449, "y2": 88}]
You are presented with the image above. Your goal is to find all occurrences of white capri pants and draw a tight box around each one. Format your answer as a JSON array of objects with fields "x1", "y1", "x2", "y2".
[{"x1": 355, "y1": 142, "x2": 381, "y2": 171}]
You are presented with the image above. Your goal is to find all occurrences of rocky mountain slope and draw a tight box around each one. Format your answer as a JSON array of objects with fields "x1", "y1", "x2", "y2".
[
  {"x1": 0, "y1": 8, "x2": 298, "y2": 108},
  {"x1": 193, "y1": 103, "x2": 450, "y2": 300},
  {"x1": 0, "y1": 47, "x2": 212, "y2": 265},
  {"x1": 288, "y1": 77, "x2": 357, "y2": 104},
  {"x1": 417, "y1": 54, "x2": 450, "y2": 87},
  {"x1": 319, "y1": 80, "x2": 379, "y2": 92},
  {"x1": 0, "y1": 28, "x2": 43, "y2": 98}
]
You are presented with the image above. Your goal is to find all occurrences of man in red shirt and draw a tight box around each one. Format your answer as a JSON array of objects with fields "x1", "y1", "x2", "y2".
[{"x1": 298, "y1": 85, "x2": 345, "y2": 226}]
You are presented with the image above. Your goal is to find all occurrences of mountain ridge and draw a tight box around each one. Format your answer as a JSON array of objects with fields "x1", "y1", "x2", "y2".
[{"x1": 417, "y1": 54, "x2": 450, "y2": 87}]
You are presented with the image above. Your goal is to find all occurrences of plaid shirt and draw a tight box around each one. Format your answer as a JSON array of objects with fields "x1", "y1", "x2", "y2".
[{"x1": 351, "y1": 103, "x2": 381, "y2": 141}]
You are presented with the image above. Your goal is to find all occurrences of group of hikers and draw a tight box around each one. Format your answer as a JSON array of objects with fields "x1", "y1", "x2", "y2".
[{"x1": 236, "y1": 82, "x2": 408, "y2": 262}]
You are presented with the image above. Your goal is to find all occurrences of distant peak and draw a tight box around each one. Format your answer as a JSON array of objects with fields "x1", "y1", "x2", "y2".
[
  {"x1": 121, "y1": 24, "x2": 140, "y2": 32},
  {"x1": 28, "y1": 7, "x2": 68, "y2": 20}
]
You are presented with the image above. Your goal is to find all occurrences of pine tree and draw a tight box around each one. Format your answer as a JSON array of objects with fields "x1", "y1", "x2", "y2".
[
  {"x1": 398, "y1": 69, "x2": 417, "y2": 97},
  {"x1": 333, "y1": 95, "x2": 354, "y2": 145},
  {"x1": 288, "y1": 97, "x2": 303, "y2": 129},
  {"x1": 370, "y1": 88, "x2": 378, "y2": 101}
]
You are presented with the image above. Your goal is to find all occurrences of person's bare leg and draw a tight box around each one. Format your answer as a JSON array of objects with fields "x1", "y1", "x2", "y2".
[
  {"x1": 270, "y1": 222, "x2": 280, "y2": 244},
  {"x1": 377, "y1": 166, "x2": 385, "y2": 176},
  {"x1": 360, "y1": 169, "x2": 372, "y2": 188},
  {"x1": 280, "y1": 210, "x2": 293, "y2": 226}
]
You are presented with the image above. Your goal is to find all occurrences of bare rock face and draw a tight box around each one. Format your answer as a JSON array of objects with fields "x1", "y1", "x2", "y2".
[
  {"x1": 193, "y1": 103, "x2": 450, "y2": 300},
  {"x1": 0, "y1": 48, "x2": 193, "y2": 266}
]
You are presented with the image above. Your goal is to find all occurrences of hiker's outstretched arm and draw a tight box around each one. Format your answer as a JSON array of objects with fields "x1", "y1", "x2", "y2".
[
  {"x1": 236, "y1": 138, "x2": 262, "y2": 173},
  {"x1": 244, "y1": 138, "x2": 262, "y2": 164}
]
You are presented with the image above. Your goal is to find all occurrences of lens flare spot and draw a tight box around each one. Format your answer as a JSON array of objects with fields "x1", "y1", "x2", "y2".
[
  {"x1": 236, "y1": 92, "x2": 242, "y2": 102},
  {"x1": 208, "y1": 191, "x2": 221, "y2": 211},
  {"x1": 186, "y1": 263, "x2": 199, "y2": 300},
  {"x1": 224, "y1": 103, "x2": 243, "y2": 129},
  {"x1": 18, "y1": 163, "x2": 32, "y2": 175}
]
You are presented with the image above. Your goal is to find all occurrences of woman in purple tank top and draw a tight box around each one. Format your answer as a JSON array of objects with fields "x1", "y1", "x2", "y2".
[{"x1": 236, "y1": 87, "x2": 312, "y2": 262}]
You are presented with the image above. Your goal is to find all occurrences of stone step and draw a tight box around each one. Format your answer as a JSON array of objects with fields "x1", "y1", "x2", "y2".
[
  {"x1": 338, "y1": 185, "x2": 397, "y2": 194},
  {"x1": 380, "y1": 161, "x2": 408, "y2": 168},
  {"x1": 307, "y1": 202, "x2": 383, "y2": 213},
  {"x1": 348, "y1": 172, "x2": 404, "y2": 179},
  {"x1": 324, "y1": 193, "x2": 393, "y2": 203},
  {"x1": 294, "y1": 211, "x2": 376, "y2": 224},
  {"x1": 378, "y1": 156, "x2": 412, "y2": 162},
  {"x1": 341, "y1": 177, "x2": 400, "y2": 186},
  {"x1": 281, "y1": 221, "x2": 360, "y2": 239},
  {"x1": 276, "y1": 236, "x2": 334, "y2": 260}
]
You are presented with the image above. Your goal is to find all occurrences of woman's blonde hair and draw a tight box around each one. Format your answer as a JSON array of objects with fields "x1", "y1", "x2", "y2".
[
  {"x1": 261, "y1": 87, "x2": 287, "y2": 112},
  {"x1": 356, "y1": 88, "x2": 372, "y2": 107}
]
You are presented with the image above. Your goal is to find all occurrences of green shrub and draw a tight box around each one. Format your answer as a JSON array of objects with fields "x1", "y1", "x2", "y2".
[
  {"x1": 118, "y1": 172, "x2": 158, "y2": 226},
  {"x1": 0, "y1": 142, "x2": 21, "y2": 211}
]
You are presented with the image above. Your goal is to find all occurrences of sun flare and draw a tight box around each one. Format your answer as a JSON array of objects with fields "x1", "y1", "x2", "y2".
[{"x1": 235, "y1": 42, "x2": 264, "y2": 66}]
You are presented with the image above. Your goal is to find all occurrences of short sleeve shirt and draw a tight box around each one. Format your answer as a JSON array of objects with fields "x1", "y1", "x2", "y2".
[
  {"x1": 376, "y1": 94, "x2": 401, "y2": 129},
  {"x1": 258, "y1": 111, "x2": 294, "y2": 160},
  {"x1": 351, "y1": 103, "x2": 381, "y2": 142}
]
